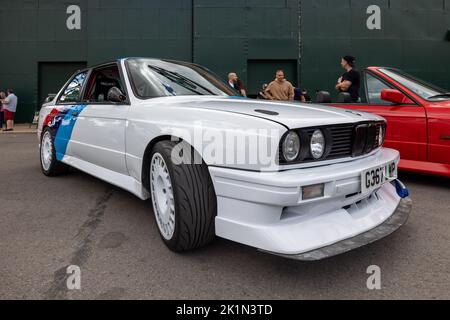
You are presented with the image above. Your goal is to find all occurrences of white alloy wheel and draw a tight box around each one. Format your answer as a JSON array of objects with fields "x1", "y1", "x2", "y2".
[
  {"x1": 41, "y1": 131, "x2": 53, "y2": 171},
  {"x1": 150, "y1": 153, "x2": 176, "y2": 240}
]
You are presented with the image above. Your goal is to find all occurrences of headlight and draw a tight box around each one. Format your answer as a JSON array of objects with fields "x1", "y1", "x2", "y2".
[
  {"x1": 378, "y1": 126, "x2": 385, "y2": 147},
  {"x1": 283, "y1": 131, "x2": 300, "y2": 162},
  {"x1": 310, "y1": 130, "x2": 325, "y2": 159}
]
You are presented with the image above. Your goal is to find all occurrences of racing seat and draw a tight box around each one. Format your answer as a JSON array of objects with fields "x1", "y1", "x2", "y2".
[
  {"x1": 91, "y1": 76, "x2": 121, "y2": 102},
  {"x1": 316, "y1": 91, "x2": 331, "y2": 103},
  {"x1": 337, "y1": 92, "x2": 353, "y2": 103}
]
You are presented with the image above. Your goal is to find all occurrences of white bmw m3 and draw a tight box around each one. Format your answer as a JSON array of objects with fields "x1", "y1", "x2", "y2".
[{"x1": 38, "y1": 58, "x2": 412, "y2": 260}]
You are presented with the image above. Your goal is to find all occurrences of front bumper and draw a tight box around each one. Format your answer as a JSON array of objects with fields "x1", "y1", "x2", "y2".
[
  {"x1": 209, "y1": 148, "x2": 412, "y2": 259},
  {"x1": 271, "y1": 196, "x2": 412, "y2": 261}
]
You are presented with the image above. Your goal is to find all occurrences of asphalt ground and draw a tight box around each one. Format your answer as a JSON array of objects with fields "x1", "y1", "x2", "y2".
[{"x1": 0, "y1": 133, "x2": 449, "y2": 300}]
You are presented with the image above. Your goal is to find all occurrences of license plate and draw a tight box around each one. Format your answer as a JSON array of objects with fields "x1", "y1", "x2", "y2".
[{"x1": 361, "y1": 162, "x2": 398, "y2": 194}]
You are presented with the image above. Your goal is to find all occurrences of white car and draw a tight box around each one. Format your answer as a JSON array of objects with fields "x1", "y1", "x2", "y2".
[{"x1": 38, "y1": 58, "x2": 412, "y2": 260}]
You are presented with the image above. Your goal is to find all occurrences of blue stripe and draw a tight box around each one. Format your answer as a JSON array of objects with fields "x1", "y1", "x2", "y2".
[{"x1": 54, "y1": 104, "x2": 87, "y2": 161}]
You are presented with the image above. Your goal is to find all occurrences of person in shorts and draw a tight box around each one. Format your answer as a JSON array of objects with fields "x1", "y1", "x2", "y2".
[
  {"x1": 0, "y1": 92, "x2": 5, "y2": 130},
  {"x1": 1, "y1": 89, "x2": 18, "y2": 131}
]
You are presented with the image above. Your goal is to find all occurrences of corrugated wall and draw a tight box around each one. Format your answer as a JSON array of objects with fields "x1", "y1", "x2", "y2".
[
  {"x1": 301, "y1": 0, "x2": 450, "y2": 96},
  {"x1": 0, "y1": 0, "x2": 449, "y2": 122},
  {"x1": 0, "y1": 0, "x2": 193, "y2": 122},
  {"x1": 193, "y1": 0, "x2": 300, "y2": 94}
]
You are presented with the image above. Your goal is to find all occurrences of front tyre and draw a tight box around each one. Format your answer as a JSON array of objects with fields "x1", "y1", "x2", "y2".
[
  {"x1": 150, "y1": 141, "x2": 217, "y2": 252},
  {"x1": 40, "y1": 128, "x2": 69, "y2": 176}
]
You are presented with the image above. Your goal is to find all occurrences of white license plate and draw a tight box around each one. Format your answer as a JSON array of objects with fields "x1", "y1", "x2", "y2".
[{"x1": 361, "y1": 162, "x2": 398, "y2": 194}]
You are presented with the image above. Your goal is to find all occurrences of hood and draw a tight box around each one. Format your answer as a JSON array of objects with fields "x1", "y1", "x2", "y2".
[{"x1": 143, "y1": 96, "x2": 383, "y2": 129}]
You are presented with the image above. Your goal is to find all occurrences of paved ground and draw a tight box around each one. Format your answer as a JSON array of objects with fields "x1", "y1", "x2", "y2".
[
  {"x1": 0, "y1": 134, "x2": 449, "y2": 300},
  {"x1": 0, "y1": 124, "x2": 37, "y2": 134}
]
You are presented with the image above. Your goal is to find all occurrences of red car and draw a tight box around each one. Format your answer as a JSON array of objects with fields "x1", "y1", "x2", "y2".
[{"x1": 330, "y1": 67, "x2": 450, "y2": 178}]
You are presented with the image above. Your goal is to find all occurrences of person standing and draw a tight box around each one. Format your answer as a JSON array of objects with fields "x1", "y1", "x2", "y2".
[
  {"x1": 257, "y1": 84, "x2": 269, "y2": 100},
  {"x1": 302, "y1": 89, "x2": 312, "y2": 102},
  {"x1": 265, "y1": 70, "x2": 295, "y2": 101},
  {"x1": 294, "y1": 88, "x2": 307, "y2": 102},
  {"x1": 227, "y1": 72, "x2": 247, "y2": 97},
  {"x1": 335, "y1": 55, "x2": 361, "y2": 102},
  {"x1": 0, "y1": 92, "x2": 5, "y2": 130},
  {"x1": 1, "y1": 89, "x2": 18, "y2": 131},
  {"x1": 227, "y1": 72, "x2": 238, "y2": 91},
  {"x1": 235, "y1": 78, "x2": 247, "y2": 97}
]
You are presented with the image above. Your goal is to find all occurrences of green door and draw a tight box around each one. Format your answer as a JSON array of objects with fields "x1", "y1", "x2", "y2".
[{"x1": 38, "y1": 62, "x2": 87, "y2": 109}]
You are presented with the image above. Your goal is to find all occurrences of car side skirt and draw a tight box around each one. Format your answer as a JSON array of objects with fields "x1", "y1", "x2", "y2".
[
  {"x1": 62, "y1": 155, "x2": 150, "y2": 200},
  {"x1": 399, "y1": 159, "x2": 450, "y2": 178}
]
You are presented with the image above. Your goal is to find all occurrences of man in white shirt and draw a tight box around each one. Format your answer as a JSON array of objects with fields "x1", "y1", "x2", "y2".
[{"x1": 1, "y1": 89, "x2": 18, "y2": 131}]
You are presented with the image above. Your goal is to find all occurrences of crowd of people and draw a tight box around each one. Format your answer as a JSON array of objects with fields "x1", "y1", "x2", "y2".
[
  {"x1": 227, "y1": 55, "x2": 360, "y2": 104},
  {"x1": 0, "y1": 89, "x2": 18, "y2": 131}
]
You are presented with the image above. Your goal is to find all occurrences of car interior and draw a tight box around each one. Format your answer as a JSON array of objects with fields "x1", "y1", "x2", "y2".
[
  {"x1": 84, "y1": 65, "x2": 126, "y2": 103},
  {"x1": 316, "y1": 71, "x2": 390, "y2": 105}
]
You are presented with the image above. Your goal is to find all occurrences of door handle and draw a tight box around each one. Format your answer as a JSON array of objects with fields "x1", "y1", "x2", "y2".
[{"x1": 441, "y1": 135, "x2": 450, "y2": 141}]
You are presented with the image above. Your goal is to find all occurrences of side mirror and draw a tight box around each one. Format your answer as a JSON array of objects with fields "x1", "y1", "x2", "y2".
[
  {"x1": 381, "y1": 89, "x2": 414, "y2": 105},
  {"x1": 44, "y1": 94, "x2": 56, "y2": 104},
  {"x1": 107, "y1": 87, "x2": 127, "y2": 103}
]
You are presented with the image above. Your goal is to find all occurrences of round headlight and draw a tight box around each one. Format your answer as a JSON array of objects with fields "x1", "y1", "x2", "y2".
[
  {"x1": 378, "y1": 126, "x2": 385, "y2": 147},
  {"x1": 283, "y1": 131, "x2": 300, "y2": 162},
  {"x1": 310, "y1": 130, "x2": 325, "y2": 159}
]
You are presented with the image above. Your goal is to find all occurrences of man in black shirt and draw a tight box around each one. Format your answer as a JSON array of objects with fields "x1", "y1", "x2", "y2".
[{"x1": 335, "y1": 55, "x2": 361, "y2": 102}]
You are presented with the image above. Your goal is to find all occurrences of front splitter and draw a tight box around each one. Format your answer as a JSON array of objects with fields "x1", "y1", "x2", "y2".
[{"x1": 265, "y1": 197, "x2": 412, "y2": 261}]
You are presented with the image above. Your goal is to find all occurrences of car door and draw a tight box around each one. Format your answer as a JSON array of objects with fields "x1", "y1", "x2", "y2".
[
  {"x1": 69, "y1": 63, "x2": 130, "y2": 175},
  {"x1": 334, "y1": 71, "x2": 428, "y2": 163},
  {"x1": 426, "y1": 102, "x2": 450, "y2": 166},
  {"x1": 52, "y1": 70, "x2": 89, "y2": 162}
]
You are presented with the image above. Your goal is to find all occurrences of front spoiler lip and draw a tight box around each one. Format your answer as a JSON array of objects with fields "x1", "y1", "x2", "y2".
[{"x1": 264, "y1": 196, "x2": 412, "y2": 261}]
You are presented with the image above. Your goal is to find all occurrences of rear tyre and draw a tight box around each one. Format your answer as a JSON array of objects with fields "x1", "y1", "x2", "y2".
[
  {"x1": 40, "y1": 127, "x2": 69, "y2": 176},
  {"x1": 149, "y1": 141, "x2": 217, "y2": 252}
]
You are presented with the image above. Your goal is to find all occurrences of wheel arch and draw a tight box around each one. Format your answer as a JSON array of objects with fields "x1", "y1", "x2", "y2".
[
  {"x1": 142, "y1": 135, "x2": 172, "y2": 192},
  {"x1": 141, "y1": 135, "x2": 214, "y2": 194}
]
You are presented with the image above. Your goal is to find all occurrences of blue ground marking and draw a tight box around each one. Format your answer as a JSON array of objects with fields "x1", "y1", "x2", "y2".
[{"x1": 54, "y1": 104, "x2": 87, "y2": 161}]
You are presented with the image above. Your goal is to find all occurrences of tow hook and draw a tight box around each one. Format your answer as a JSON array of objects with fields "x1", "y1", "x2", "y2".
[{"x1": 393, "y1": 179, "x2": 410, "y2": 198}]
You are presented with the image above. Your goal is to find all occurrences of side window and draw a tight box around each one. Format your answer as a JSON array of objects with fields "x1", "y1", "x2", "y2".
[
  {"x1": 83, "y1": 65, "x2": 126, "y2": 103},
  {"x1": 58, "y1": 72, "x2": 88, "y2": 103},
  {"x1": 366, "y1": 73, "x2": 394, "y2": 105}
]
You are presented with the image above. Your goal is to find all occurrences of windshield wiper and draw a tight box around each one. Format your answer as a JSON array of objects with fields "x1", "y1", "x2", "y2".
[
  {"x1": 148, "y1": 65, "x2": 202, "y2": 95},
  {"x1": 428, "y1": 93, "x2": 450, "y2": 99},
  {"x1": 148, "y1": 65, "x2": 215, "y2": 95}
]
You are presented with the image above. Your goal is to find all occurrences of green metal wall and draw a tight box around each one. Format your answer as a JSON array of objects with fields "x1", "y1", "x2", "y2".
[
  {"x1": 0, "y1": 0, "x2": 194, "y2": 122},
  {"x1": 193, "y1": 0, "x2": 300, "y2": 94},
  {"x1": 0, "y1": 0, "x2": 449, "y2": 123},
  {"x1": 301, "y1": 0, "x2": 450, "y2": 96}
]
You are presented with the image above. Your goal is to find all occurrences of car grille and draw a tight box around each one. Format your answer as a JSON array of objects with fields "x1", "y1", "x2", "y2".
[
  {"x1": 352, "y1": 122, "x2": 383, "y2": 157},
  {"x1": 279, "y1": 121, "x2": 385, "y2": 164}
]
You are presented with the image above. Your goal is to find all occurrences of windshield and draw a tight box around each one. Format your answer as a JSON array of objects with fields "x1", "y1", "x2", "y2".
[
  {"x1": 378, "y1": 68, "x2": 450, "y2": 101},
  {"x1": 126, "y1": 58, "x2": 238, "y2": 98}
]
